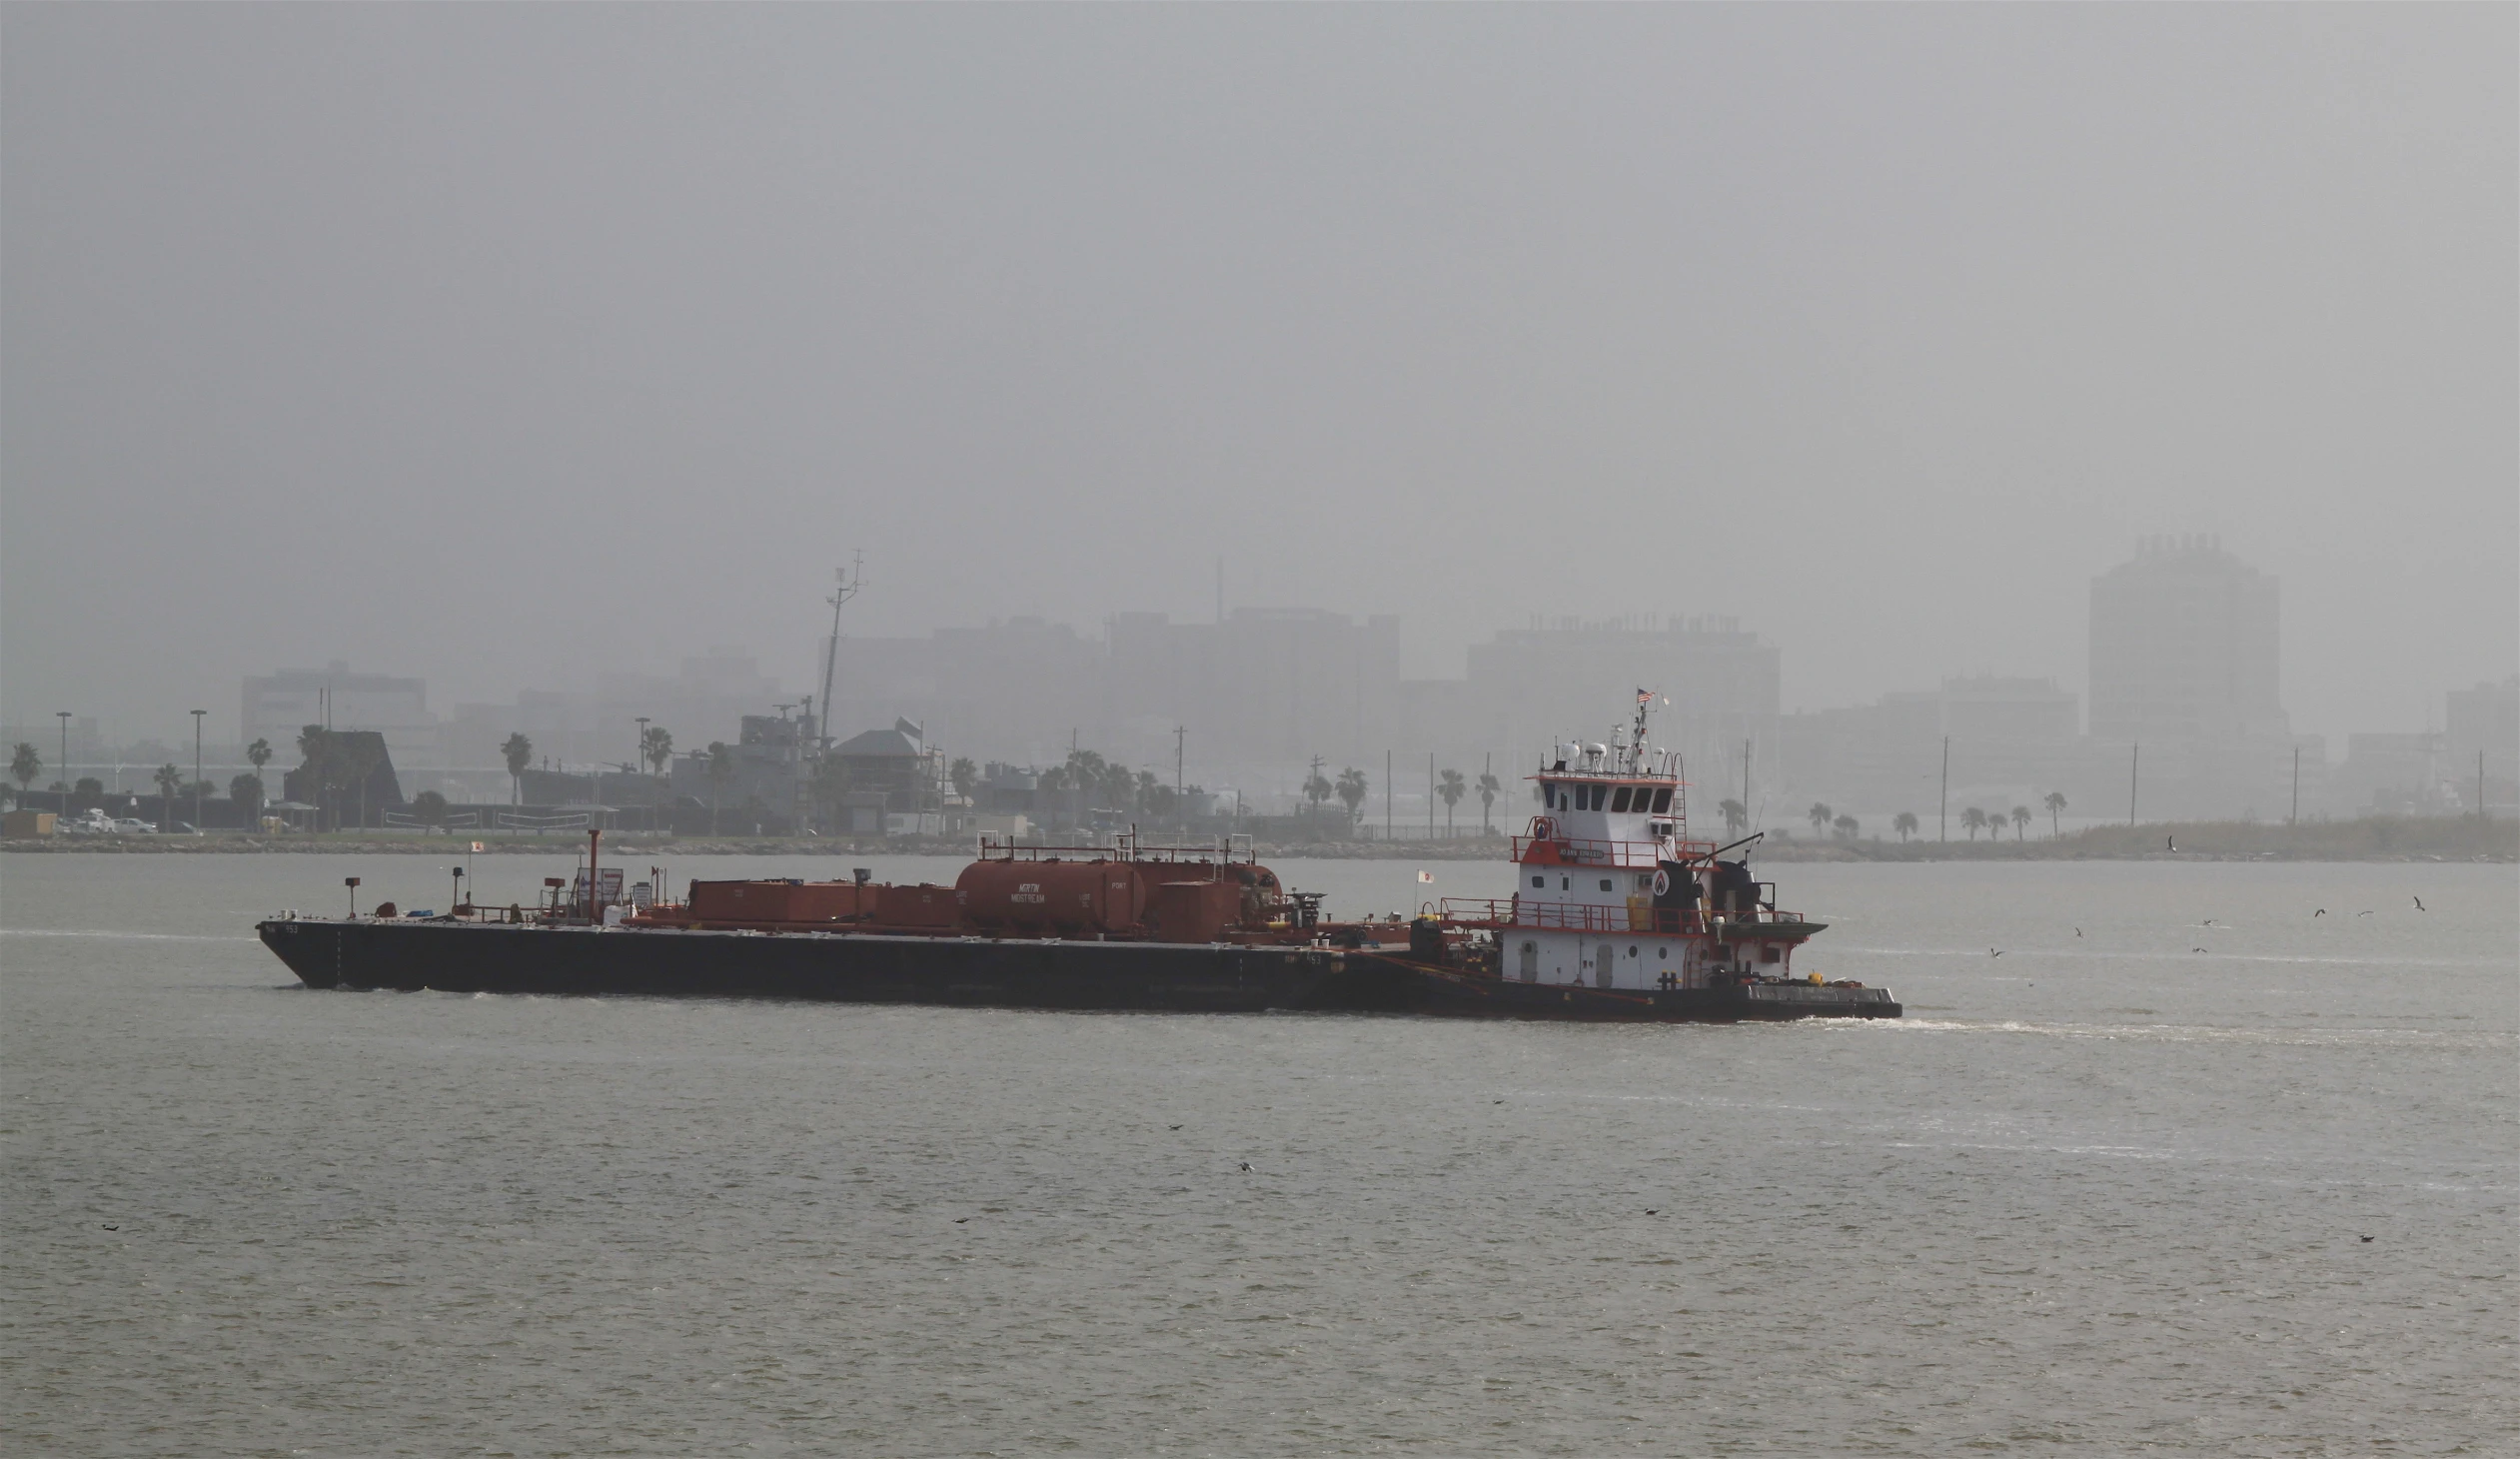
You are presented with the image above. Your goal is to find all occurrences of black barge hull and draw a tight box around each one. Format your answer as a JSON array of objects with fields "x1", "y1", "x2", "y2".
[{"x1": 257, "y1": 919, "x2": 1899, "y2": 1021}]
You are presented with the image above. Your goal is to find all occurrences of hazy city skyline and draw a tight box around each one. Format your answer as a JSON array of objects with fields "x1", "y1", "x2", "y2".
[{"x1": 5, "y1": 7, "x2": 2513, "y2": 754}]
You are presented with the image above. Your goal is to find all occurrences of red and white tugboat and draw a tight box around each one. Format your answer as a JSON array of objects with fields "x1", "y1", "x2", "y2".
[
  {"x1": 257, "y1": 696, "x2": 1892, "y2": 1021},
  {"x1": 1359, "y1": 694, "x2": 1898, "y2": 1020}
]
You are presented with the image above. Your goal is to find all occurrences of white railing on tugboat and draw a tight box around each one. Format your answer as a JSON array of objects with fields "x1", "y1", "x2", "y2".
[
  {"x1": 1511, "y1": 833, "x2": 1719, "y2": 867},
  {"x1": 1438, "y1": 895, "x2": 1808, "y2": 933}
]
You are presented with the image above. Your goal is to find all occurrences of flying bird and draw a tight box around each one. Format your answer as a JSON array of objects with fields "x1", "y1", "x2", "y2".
[
  {"x1": 2313, "y1": 909, "x2": 2326, "y2": 917},
  {"x1": 2193, "y1": 946, "x2": 2207, "y2": 953},
  {"x1": 2166, "y1": 835, "x2": 2176, "y2": 851},
  {"x1": 1989, "y1": 949, "x2": 2004, "y2": 958},
  {"x1": 2201, "y1": 919, "x2": 2216, "y2": 926},
  {"x1": 2412, "y1": 895, "x2": 2426, "y2": 912},
  {"x1": 2074, "y1": 927, "x2": 2082, "y2": 937},
  {"x1": 2356, "y1": 910, "x2": 2374, "y2": 917}
]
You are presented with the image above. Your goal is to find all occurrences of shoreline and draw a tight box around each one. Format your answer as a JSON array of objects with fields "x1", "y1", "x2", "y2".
[{"x1": 5, "y1": 816, "x2": 2510, "y2": 863}]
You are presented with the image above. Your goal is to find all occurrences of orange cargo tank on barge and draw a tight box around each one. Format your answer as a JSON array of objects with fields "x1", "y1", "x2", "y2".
[{"x1": 258, "y1": 699, "x2": 1897, "y2": 1021}]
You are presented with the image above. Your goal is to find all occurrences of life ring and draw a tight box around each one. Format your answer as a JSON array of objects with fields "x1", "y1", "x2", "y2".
[
  {"x1": 1651, "y1": 868, "x2": 1672, "y2": 898},
  {"x1": 1532, "y1": 816, "x2": 1556, "y2": 840}
]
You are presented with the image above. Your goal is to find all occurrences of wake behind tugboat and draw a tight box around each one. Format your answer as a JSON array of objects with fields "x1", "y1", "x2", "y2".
[{"x1": 259, "y1": 698, "x2": 1897, "y2": 1022}]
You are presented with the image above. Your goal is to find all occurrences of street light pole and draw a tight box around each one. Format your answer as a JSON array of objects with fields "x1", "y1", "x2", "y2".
[
  {"x1": 55, "y1": 712, "x2": 70, "y2": 797},
  {"x1": 191, "y1": 710, "x2": 206, "y2": 833}
]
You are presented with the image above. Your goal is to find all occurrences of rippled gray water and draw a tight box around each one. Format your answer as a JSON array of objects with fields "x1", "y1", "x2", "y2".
[{"x1": 4, "y1": 853, "x2": 2513, "y2": 1456}]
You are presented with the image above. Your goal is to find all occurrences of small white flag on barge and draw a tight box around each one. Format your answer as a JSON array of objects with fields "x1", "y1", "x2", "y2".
[{"x1": 1417, "y1": 870, "x2": 1435, "y2": 883}]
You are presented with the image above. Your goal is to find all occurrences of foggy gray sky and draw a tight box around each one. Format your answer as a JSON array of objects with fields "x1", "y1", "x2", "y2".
[{"x1": 5, "y1": 5, "x2": 2513, "y2": 751}]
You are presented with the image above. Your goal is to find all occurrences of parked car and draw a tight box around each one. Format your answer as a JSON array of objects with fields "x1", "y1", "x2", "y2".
[
  {"x1": 111, "y1": 817, "x2": 156, "y2": 834},
  {"x1": 60, "y1": 808, "x2": 114, "y2": 834}
]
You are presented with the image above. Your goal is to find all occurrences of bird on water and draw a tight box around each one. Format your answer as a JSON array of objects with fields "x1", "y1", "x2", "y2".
[{"x1": 1238, "y1": 1161, "x2": 1254, "y2": 1172}]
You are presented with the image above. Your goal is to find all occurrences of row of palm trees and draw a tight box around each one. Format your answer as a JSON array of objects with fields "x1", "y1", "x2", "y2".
[
  {"x1": 1296, "y1": 762, "x2": 1510, "y2": 836},
  {"x1": 1797, "y1": 791, "x2": 2074, "y2": 842}
]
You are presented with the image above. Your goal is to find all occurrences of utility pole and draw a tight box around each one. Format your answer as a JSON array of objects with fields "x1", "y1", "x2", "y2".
[
  {"x1": 1939, "y1": 735, "x2": 1948, "y2": 842},
  {"x1": 1385, "y1": 748, "x2": 1392, "y2": 842},
  {"x1": 2290, "y1": 745, "x2": 2300, "y2": 825},
  {"x1": 2480, "y1": 749, "x2": 2488, "y2": 820},
  {"x1": 1428, "y1": 750, "x2": 1435, "y2": 838},
  {"x1": 817, "y1": 554, "x2": 862, "y2": 761},
  {"x1": 1743, "y1": 737, "x2": 1751, "y2": 833},
  {"x1": 1174, "y1": 725, "x2": 1185, "y2": 837},
  {"x1": 191, "y1": 710, "x2": 205, "y2": 833},
  {"x1": 55, "y1": 712, "x2": 69, "y2": 795},
  {"x1": 2129, "y1": 742, "x2": 2140, "y2": 825}
]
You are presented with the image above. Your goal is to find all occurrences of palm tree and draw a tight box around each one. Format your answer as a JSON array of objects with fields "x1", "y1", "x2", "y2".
[
  {"x1": 949, "y1": 757, "x2": 977, "y2": 799},
  {"x1": 2043, "y1": 790, "x2": 2067, "y2": 838},
  {"x1": 1892, "y1": 810, "x2": 1918, "y2": 842},
  {"x1": 501, "y1": 732, "x2": 534, "y2": 807},
  {"x1": 9, "y1": 742, "x2": 38, "y2": 801},
  {"x1": 1335, "y1": 766, "x2": 1368, "y2": 827},
  {"x1": 705, "y1": 741, "x2": 736, "y2": 834},
  {"x1": 1719, "y1": 797, "x2": 1748, "y2": 837},
  {"x1": 2010, "y1": 805, "x2": 2032, "y2": 840},
  {"x1": 153, "y1": 763, "x2": 184, "y2": 826},
  {"x1": 1302, "y1": 767, "x2": 1334, "y2": 819},
  {"x1": 1437, "y1": 768, "x2": 1466, "y2": 836},
  {"x1": 1475, "y1": 770, "x2": 1502, "y2": 835},
  {"x1": 639, "y1": 726, "x2": 673, "y2": 777},
  {"x1": 1807, "y1": 802, "x2": 1834, "y2": 837},
  {"x1": 1959, "y1": 806, "x2": 1987, "y2": 840},
  {"x1": 230, "y1": 772, "x2": 265, "y2": 826}
]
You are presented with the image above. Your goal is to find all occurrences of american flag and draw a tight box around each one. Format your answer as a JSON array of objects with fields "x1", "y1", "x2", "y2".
[{"x1": 1637, "y1": 688, "x2": 1654, "y2": 705}]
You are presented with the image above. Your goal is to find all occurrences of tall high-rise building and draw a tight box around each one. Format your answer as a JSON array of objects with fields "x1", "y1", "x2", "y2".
[{"x1": 2089, "y1": 536, "x2": 2286, "y2": 744}]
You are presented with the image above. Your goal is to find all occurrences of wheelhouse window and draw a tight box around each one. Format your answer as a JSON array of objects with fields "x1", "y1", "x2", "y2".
[
  {"x1": 1652, "y1": 787, "x2": 1673, "y2": 812},
  {"x1": 1610, "y1": 786, "x2": 1633, "y2": 812}
]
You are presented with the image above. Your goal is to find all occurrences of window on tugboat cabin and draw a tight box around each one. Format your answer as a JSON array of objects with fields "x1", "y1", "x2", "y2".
[
  {"x1": 1652, "y1": 787, "x2": 1674, "y2": 813},
  {"x1": 1610, "y1": 786, "x2": 1633, "y2": 813}
]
